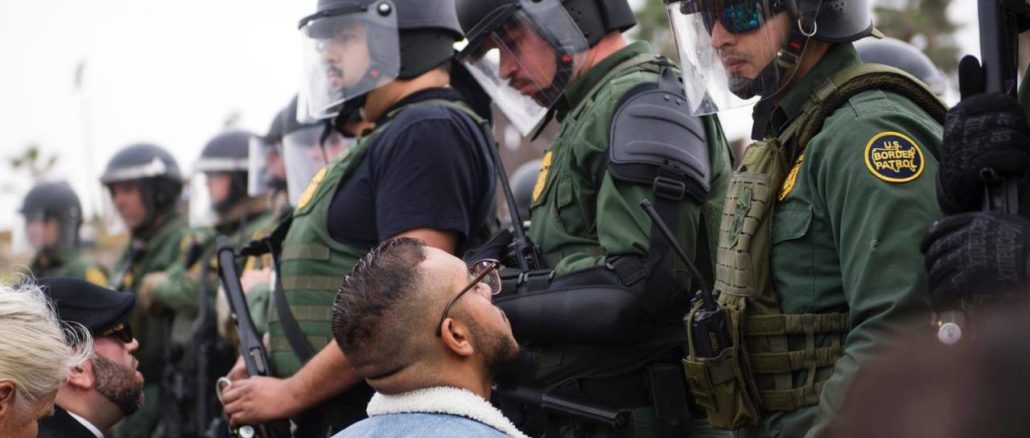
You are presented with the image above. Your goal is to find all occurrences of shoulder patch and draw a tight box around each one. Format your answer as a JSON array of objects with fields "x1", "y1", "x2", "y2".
[
  {"x1": 85, "y1": 267, "x2": 108, "y2": 286},
  {"x1": 297, "y1": 167, "x2": 328, "y2": 211},
  {"x1": 864, "y1": 131, "x2": 925, "y2": 183},
  {"x1": 531, "y1": 150, "x2": 553, "y2": 203},
  {"x1": 779, "y1": 153, "x2": 805, "y2": 201}
]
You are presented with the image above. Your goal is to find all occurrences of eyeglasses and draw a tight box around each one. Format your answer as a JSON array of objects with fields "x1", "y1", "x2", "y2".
[
  {"x1": 690, "y1": 0, "x2": 787, "y2": 35},
  {"x1": 99, "y1": 322, "x2": 134, "y2": 344},
  {"x1": 435, "y1": 259, "x2": 502, "y2": 337}
]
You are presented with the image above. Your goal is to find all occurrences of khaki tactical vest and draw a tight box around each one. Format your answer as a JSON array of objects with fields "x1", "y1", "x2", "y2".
[
  {"x1": 682, "y1": 64, "x2": 947, "y2": 429},
  {"x1": 269, "y1": 99, "x2": 488, "y2": 376}
]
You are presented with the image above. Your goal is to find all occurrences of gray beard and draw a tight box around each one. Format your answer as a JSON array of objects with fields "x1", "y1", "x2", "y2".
[{"x1": 92, "y1": 355, "x2": 144, "y2": 416}]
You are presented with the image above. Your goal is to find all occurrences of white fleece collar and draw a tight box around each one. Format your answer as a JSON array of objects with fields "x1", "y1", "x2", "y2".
[{"x1": 366, "y1": 386, "x2": 530, "y2": 438}]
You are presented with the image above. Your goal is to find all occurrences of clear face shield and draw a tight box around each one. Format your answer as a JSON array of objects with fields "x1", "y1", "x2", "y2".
[
  {"x1": 248, "y1": 136, "x2": 271, "y2": 197},
  {"x1": 247, "y1": 137, "x2": 288, "y2": 197},
  {"x1": 282, "y1": 126, "x2": 351, "y2": 206},
  {"x1": 187, "y1": 172, "x2": 218, "y2": 228},
  {"x1": 297, "y1": 2, "x2": 401, "y2": 122},
  {"x1": 458, "y1": 0, "x2": 589, "y2": 136},
  {"x1": 189, "y1": 157, "x2": 248, "y2": 227},
  {"x1": 13, "y1": 212, "x2": 79, "y2": 258},
  {"x1": 666, "y1": 0, "x2": 819, "y2": 115}
]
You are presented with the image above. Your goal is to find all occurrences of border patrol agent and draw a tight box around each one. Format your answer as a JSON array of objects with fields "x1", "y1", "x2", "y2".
[
  {"x1": 135, "y1": 130, "x2": 275, "y2": 435},
  {"x1": 19, "y1": 181, "x2": 107, "y2": 285},
  {"x1": 219, "y1": 1, "x2": 498, "y2": 436},
  {"x1": 100, "y1": 143, "x2": 191, "y2": 438},
  {"x1": 457, "y1": 0, "x2": 733, "y2": 436},
  {"x1": 666, "y1": 1, "x2": 944, "y2": 436},
  {"x1": 138, "y1": 131, "x2": 272, "y2": 333}
]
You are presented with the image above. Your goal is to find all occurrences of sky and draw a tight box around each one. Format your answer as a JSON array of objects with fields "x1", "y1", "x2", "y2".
[{"x1": 0, "y1": 0, "x2": 984, "y2": 231}]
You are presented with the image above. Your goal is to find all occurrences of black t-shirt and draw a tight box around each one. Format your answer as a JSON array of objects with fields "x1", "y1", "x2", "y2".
[{"x1": 327, "y1": 88, "x2": 495, "y2": 252}]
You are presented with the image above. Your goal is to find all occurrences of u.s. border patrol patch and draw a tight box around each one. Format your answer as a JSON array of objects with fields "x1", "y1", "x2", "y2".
[{"x1": 864, "y1": 131, "x2": 925, "y2": 183}]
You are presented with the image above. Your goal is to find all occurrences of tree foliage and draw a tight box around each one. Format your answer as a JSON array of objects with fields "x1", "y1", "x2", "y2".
[{"x1": 7, "y1": 143, "x2": 57, "y2": 182}]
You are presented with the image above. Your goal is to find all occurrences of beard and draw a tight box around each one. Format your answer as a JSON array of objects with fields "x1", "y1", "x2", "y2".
[
  {"x1": 92, "y1": 355, "x2": 144, "y2": 416},
  {"x1": 463, "y1": 313, "x2": 535, "y2": 383},
  {"x1": 492, "y1": 346, "x2": 539, "y2": 383},
  {"x1": 728, "y1": 54, "x2": 791, "y2": 100}
]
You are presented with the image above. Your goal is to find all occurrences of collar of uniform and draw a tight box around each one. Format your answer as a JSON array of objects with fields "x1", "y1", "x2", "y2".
[
  {"x1": 556, "y1": 41, "x2": 652, "y2": 122},
  {"x1": 215, "y1": 194, "x2": 269, "y2": 230},
  {"x1": 767, "y1": 42, "x2": 861, "y2": 136},
  {"x1": 31, "y1": 247, "x2": 68, "y2": 269},
  {"x1": 132, "y1": 212, "x2": 184, "y2": 243},
  {"x1": 375, "y1": 87, "x2": 463, "y2": 126}
]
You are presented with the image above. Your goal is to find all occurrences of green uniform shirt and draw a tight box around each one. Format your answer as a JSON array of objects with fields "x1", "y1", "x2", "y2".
[
  {"x1": 150, "y1": 205, "x2": 273, "y2": 346},
  {"x1": 29, "y1": 248, "x2": 108, "y2": 285},
  {"x1": 741, "y1": 43, "x2": 942, "y2": 438},
  {"x1": 524, "y1": 41, "x2": 733, "y2": 387}
]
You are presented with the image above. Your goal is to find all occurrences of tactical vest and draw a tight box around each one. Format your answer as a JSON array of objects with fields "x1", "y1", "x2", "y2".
[
  {"x1": 269, "y1": 99, "x2": 491, "y2": 376},
  {"x1": 682, "y1": 64, "x2": 947, "y2": 429}
]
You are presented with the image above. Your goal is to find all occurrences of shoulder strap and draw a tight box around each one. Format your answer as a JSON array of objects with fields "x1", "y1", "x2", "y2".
[
  {"x1": 266, "y1": 217, "x2": 318, "y2": 363},
  {"x1": 568, "y1": 53, "x2": 665, "y2": 122},
  {"x1": 789, "y1": 63, "x2": 947, "y2": 153}
]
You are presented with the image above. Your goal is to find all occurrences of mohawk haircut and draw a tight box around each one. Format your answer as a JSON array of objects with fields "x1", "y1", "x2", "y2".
[{"x1": 331, "y1": 237, "x2": 428, "y2": 378}]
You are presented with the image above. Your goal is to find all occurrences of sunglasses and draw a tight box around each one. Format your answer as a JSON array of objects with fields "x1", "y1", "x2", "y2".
[
  {"x1": 99, "y1": 322, "x2": 134, "y2": 344},
  {"x1": 435, "y1": 259, "x2": 502, "y2": 337},
  {"x1": 689, "y1": 0, "x2": 787, "y2": 35}
]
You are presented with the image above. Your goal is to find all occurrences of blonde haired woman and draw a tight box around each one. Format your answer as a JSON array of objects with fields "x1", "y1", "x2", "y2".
[{"x1": 0, "y1": 280, "x2": 92, "y2": 438}]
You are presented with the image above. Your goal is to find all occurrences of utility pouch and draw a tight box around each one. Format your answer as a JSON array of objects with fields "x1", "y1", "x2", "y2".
[
  {"x1": 682, "y1": 297, "x2": 762, "y2": 429},
  {"x1": 682, "y1": 136, "x2": 788, "y2": 429}
]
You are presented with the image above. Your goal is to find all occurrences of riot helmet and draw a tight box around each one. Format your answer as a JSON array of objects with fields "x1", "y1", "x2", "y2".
[
  {"x1": 281, "y1": 95, "x2": 354, "y2": 206},
  {"x1": 665, "y1": 0, "x2": 881, "y2": 115},
  {"x1": 18, "y1": 181, "x2": 83, "y2": 254},
  {"x1": 855, "y1": 37, "x2": 946, "y2": 96},
  {"x1": 190, "y1": 130, "x2": 253, "y2": 226},
  {"x1": 297, "y1": 0, "x2": 465, "y2": 122},
  {"x1": 456, "y1": 0, "x2": 636, "y2": 135},
  {"x1": 100, "y1": 143, "x2": 183, "y2": 232}
]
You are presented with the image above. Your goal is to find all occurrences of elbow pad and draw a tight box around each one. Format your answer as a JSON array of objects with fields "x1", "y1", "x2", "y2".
[{"x1": 495, "y1": 266, "x2": 656, "y2": 345}]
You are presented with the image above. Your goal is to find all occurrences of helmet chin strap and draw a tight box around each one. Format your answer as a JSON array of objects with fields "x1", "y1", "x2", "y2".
[
  {"x1": 746, "y1": 11, "x2": 817, "y2": 139},
  {"x1": 527, "y1": 47, "x2": 578, "y2": 141}
]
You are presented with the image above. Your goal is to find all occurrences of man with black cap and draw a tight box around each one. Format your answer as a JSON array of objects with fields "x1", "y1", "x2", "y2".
[{"x1": 37, "y1": 277, "x2": 145, "y2": 438}]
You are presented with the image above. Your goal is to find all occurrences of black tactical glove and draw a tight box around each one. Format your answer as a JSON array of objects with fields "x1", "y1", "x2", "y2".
[
  {"x1": 921, "y1": 212, "x2": 1030, "y2": 307},
  {"x1": 938, "y1": 93, "x2": 1030, "y2": 214}
]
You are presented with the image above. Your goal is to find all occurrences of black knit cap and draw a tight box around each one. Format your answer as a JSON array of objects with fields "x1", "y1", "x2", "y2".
[{"x1": 38, "y1": 277, "x2": 135, "y2": 335}]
